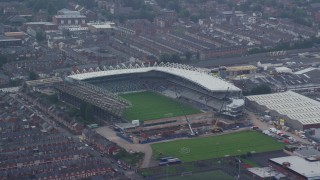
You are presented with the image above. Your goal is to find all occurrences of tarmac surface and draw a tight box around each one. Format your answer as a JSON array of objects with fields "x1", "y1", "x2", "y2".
[{"x1": 96, "y1": 126, "x2": 155, "y2": 168}]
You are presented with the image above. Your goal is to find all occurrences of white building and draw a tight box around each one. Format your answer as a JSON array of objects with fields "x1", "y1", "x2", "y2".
[
  {"x1": 270, "y1": 156, "x2": 320, "y2": 180},
  {"x1": 246, "y1": 91, "x2": 320, "y2": 130}
]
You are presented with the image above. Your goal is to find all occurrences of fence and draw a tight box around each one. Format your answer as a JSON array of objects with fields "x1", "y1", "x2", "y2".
[
  {"x1": 140, "y1": 133, "x2": 188, "y2": 144},
  {"x1": 138, "y1": 156, "x2": 254, "y2": 180},
  {"x1": 116, "y1": 133, "x2": 133, "y2": 143}
]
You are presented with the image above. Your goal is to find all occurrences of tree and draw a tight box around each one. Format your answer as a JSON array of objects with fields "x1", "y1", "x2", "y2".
[
  {"x1": 62, "y1": 29, "x2": 71, "y2": 37},
  {"x1": 0, "y1": 54, "x2": 7, "y2": 67},
  {"x1": 196, "y1": 51, "x2": 200, "y2": 60},
  {"x1": 36, "y1": 31, "x2": 46, "y2": 42},
  {"x1": 28, "y1": 71, "x2": 39, "y2": 80},
  {"x1": 250, "y1": 84, "x2": 272, "y2": 95},
  {"x1": 85, "y1": 104, "x2": 94, "y2": 122},
  {"x1": 67, "y1": 107, "x2": 79, "y2": 117},
  {"x1": 102, "y1": 10, "x2": 114, "y2": 21},
  {"x1": 79, "y1": 102, "x2": 94, "y2": 123},
  {"x1": 76, "y1": 0, "x2": 96, "y2": 9},
  {"x1": 171, "y1": 53, "x2": 181, "y2": 63},
  {"x1": 159, "y1": 53, "x2": 171, "y2": 62},
  {"x1": 47, "y1": 94, "x2": 58, "y2": 103},
  {"x1": 184, "y1": 51, "x2": 193, "y2": 61},
  {"x1": 178, "y1": 9, "x2": 190, "y2": 18},
  {"x1": 80, "y1": 102, "x2": 87, "y2": 120},
  {"x1": 27, "y1": 0, "x2": 67, "y2": 14}
]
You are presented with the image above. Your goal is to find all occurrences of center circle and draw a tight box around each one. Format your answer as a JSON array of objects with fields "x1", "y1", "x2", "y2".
[{"x1": 180, "y1": 147, "x2": 191, "y2": 154}]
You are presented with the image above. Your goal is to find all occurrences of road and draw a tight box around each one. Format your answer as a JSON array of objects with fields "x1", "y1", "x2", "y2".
[{"x1": 190, "y1": 47, "x2": 320, "y2": 68}]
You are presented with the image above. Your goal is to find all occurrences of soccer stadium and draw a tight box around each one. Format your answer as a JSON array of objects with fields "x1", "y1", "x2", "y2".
[{"x1": 56, "y1": 62, "x2": 244, "y2": 141}]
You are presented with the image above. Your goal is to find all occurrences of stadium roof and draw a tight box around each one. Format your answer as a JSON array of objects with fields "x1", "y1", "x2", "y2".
[
  {"x1": 270, "y1": 156, "x2": 320, "y2": 179},
  {"x1": 246, "y1": 91, "x2": 320, "y2": 125},
  {"x1": 68, "y1": 63, "x2": 241, "y2": 92}
]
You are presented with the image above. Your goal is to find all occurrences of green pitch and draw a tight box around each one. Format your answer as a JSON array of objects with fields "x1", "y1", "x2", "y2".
[
  {"x1": 152, "y1": 131, "x2": 285, "y2": 162},
  {"x1": 120, "y1": 91, "x2": 201, "y2": 122},
  {"x1": 165, "y1": 170, "x2": 233, "y2": 180}
]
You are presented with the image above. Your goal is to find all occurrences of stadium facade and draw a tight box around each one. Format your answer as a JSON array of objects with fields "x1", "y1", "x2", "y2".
[{"x1": 57, "y1": 62, "x2": 245, "y2": 122}]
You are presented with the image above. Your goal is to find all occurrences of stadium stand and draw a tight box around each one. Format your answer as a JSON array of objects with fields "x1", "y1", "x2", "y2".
[{"x1": 68, "y1": 62, "x2": 245, "y2": 118}]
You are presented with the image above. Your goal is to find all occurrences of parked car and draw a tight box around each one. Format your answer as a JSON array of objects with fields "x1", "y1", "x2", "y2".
[
  {"x1": 251, "y1": 126, "x2": 259, "y2": 130},
  {"x1": 300, "y1": 135, "x2": 307, "y2": 139}
]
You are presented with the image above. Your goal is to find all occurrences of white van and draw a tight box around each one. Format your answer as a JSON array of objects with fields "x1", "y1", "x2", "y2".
[
  {"x1": 269, "y1": 128, "x2": 277, "y2": 133},
  {"x1": 288, "y1": 136, "x2": 296, "y2": 142}
]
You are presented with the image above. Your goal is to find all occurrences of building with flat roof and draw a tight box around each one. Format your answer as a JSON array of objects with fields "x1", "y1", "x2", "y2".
[
  {"x1": 226, "y1": 65, "x2": 257, "y2": 77},
  {"x1": 52, "y1": 15, "x2": 86, "y2": 26},
  {"x1": 87, "y1": 22, "x2": 115, "y2": 33},
  {"x1": 0, "y1": 36, "x2": 22, "y2": 48},
  {"x1": 246, "y1": 91, "x2": 320, "y2": 130},
  {"x1": 25, "y1": 77, "x2": 63, "y2": 92},
  {"x1": 269, "y1": 156, "x2": 320, "y2": 180},
  {"x1": 247, "y1": 167, "x2": 285, "y2": 180},
  {"x1": 23, "y1": 22, "x2": 58, "y2": 31},
  {"x1": 4, "y1": 32, "x2": 26, "y2": 39}
]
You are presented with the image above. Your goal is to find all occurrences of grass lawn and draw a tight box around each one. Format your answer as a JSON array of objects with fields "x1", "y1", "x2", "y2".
[
  {"x1": 152, "y1": 131, "x2": 285, "y2": 162},
  {"x1": 120, "y1": 91, "x2": 201, "y2": 121},
  {"x1": 165, "y1": 170, "x2": 234, "y2": 180}
]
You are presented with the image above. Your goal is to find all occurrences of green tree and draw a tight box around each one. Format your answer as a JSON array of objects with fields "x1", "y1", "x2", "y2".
[
  {"x1": 36, "y1": 31, "x2": 46, "y2": 42},
  {"x1": 102, "y1": 10, "x2": 114, "y2": 21},
  {"x1": 28, "y1": 71, "x2": 39, "y2": 80},
  {"x1": 85, "y1": 104, "x2": 94, "y2": 122},
  {"x1": 170, "y1": 53, "x2": 181, "y2": 63},
  {"x1": 178, "y1": 9, "x2": 190, "y2": 18},
  {"x1": 250, "y1": 84, "x2": 272, "y2": 95},
  {"x1": 47, "y1": 94, "x2": 58, "y2": 103},
  {"x1": 196, "y1": 51, "x2": 200, "y2": 60},
  {"x1": 159, "y1": 53, "x2": 171, "y2": 62},
  {"x1": 0, "y1": 54, "x2": 7, "y2": 67},
  {"x1": 67, "y1": 107, "x2": 79, "y2": 117},
  {"x1": 184, "y1": 51, "x2": 193, "y2": 61},
  {"x1": 79, "y1": 102, "x2": 94, "y2": 122},
  {"x1": 80, "y1": 102, "x2": 87, "y2": 120}
]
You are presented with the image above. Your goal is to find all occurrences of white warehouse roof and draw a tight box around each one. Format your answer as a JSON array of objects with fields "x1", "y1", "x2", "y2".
[
  {"x1": 270, "y1": 156, "x2": 320, "y2": 179},
  {"x1": 246, "y1": 91, "x2": 320, "y2": 125},
  {"x1": 68, "y1": 63, "x2": 240, "y2": 92}
]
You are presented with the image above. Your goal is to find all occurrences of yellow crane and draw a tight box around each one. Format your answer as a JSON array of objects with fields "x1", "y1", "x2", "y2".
[{"x1": 212, "y1": 120, "x2": 223, "y2": 133}]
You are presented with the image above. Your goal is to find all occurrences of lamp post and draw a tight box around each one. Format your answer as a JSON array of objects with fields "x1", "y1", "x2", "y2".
[
  {"x1": 236, "y1": 149, "x2": 242, "y2": 180},
  {"x1": 166, "y1": 164, "x2": 169, "y2": 180}
]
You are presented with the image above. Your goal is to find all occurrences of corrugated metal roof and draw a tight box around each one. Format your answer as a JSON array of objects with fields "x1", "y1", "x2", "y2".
[
  {"x1": 247, "y1": 91, "x2": 320, "y2": 125},
  {"x1": 68, "y1": 64, "x2": 240, "y2": 92}
]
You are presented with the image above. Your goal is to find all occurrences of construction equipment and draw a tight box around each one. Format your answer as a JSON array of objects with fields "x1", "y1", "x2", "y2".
[
  {"x1": 273, "y1": 121, "x2": 281, "y2": 129},
  {"x1": 183, "y1": 110, "x2": 198, "y2": 136},
  {"x1": 212, "y1": 120, "x2": 223, "y2": 133},
  {"x1": 211, "y1": 87, "x2": 230, "y2": 133}
]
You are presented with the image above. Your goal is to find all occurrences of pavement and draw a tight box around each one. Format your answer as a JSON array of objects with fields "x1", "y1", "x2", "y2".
[{"x1": 96, "y1": 126, "x2": 155, "y2": 168}]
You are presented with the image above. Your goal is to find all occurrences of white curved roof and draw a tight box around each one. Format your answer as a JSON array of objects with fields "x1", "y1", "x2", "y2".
[{"x1": 68, "y1": 63, "x2": 241, "y2": 92}]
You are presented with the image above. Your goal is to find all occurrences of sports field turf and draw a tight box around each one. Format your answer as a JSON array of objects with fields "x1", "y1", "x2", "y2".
[
  {"x1": 165, "y1": 170, "x2": 233, "y2": 180},
  {"x1": 120, "y1": 91, "x2": 201, "y2": 121},
  {"x1": 152, "y1": 131, "x2": 285, "y2": 162}
]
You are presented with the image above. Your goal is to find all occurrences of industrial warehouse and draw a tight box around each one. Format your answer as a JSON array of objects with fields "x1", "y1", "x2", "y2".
[{"x1": 246, "y1": 91, "x2": 320, "y2": 130}]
